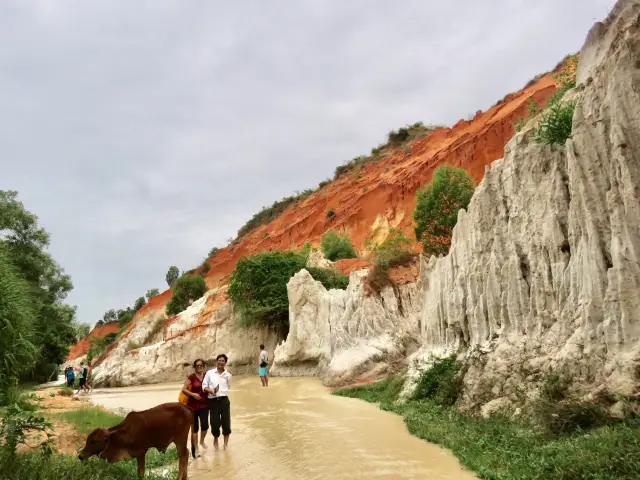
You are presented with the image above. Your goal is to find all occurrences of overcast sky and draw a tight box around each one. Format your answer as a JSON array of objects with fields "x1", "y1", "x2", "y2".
[{"x1": 0, "y1": 0, "x2": 615, "y2": 326}]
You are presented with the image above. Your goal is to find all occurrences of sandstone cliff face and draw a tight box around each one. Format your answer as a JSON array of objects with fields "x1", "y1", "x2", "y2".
[
  {"x1": 92, "y1": 289, "x2": 281, "y2": 387},
  {"x1": 270, "y1": 268, "x2": 422, "y2": 386}
]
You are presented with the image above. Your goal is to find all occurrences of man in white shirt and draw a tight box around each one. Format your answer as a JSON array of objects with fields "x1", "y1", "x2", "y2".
[
  {"x1": 202, "y1": 353, "x2": 232, "y2": 450},
  {"x1": 258, "y1": 344, "x2": 269, "y2": 387}
]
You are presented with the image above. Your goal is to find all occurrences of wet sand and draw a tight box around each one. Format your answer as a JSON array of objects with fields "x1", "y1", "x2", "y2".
[{"x1": 90, "y1": 376, "x2": 477, "y2": 480}]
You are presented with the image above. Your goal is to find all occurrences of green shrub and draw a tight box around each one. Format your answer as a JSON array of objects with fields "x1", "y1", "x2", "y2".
[
  {"x1": 306, "y1": 267, "x2": 349, "y2": 290},
  {"x1": 208, "y1": 247, "x2": 220, "y2": 258},
  {"x1": 320, "y1": 231, "x2": 357, "y2": 262},
  {"x1": 165, "y1": 275, "x2": 208, "y2": 316},
  {"x1": 228, "y1": 251, "x2": 307, "y2": 329},
  {"x1": 326, "y1": 208, "x2": 335, "y2": 218},
  {"x1": 236, "y1": 191, "x2": 315, "y2": 239},
  {"x1": 412, "y1": 355, "x2": 463, "y2": 406},
  {"x1": 532, "y1": 101, "x2": 576, "y2": 146},
  {"x1": 367, "y1": 228, "x2": 414, "y2": 269},
  {"x1": 413, "y1": 165, "x2": 475, "y2": 257}
]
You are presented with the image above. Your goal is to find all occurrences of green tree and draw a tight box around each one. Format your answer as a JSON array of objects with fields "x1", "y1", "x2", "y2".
[
  {"x1": 102, "y1": 309, "x2": 117, "y2": 323},
  {"x1": 165, "y1": 266, "x2": 179, "y2": 287},
  {"x1": 72, "y1": 322, "x2": 91, "y2": 341},
  {"x1": 208, "y1": 247, "x2": 219, "y2": 258},
  {"x1": 0, "y1": 246, "x2": 37, "y2": 390},
  {"x1": 320, "y1": 231, "x2": 358, "y2": 262},
  {"x1": 133, "y1": 296, "x2": 146, "y2": 312},
  {"x1": 145, "y1": 288, "x2": 160, "y2": 300},
  {"x1": 165, "y1": 275, "x2": 208, "y2": 316},
  {"x1": 228, "y1": 251, "x2": 307, "y2": 329},
  {"x1": 0, "y1": 190, "x2": 76, "y2": 383},
  {"x1": 413, "y1": 166, "x2": 475, "y2": 257}
]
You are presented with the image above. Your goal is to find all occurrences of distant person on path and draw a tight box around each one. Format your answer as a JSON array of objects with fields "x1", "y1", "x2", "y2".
[
  {"x1": 84, "y1": 364, "x2": 94, "y2": 393},
  {"x1": 75, "y1": 365, "x2": 88, "y2": 394},
  {"x1": 65, "y1": 366, "x2": 75, "y2": 387},
  {"x1": 259, "y1": 344, "x2": 269, "y2": 387},
  {"x1": 181, "y1": 358, "x2": 209, "y2": 457},
  {"x1": 202, "y1": 354, "x2": 232, "y2": 450}
]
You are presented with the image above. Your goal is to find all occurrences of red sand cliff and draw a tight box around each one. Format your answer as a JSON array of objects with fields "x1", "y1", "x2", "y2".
[
  {"x1": 69, "y1": 58, "x2": 573, "y2": 362},
  {"x1": 67, "y1": 321, "x2": 121, "y2": 360}
]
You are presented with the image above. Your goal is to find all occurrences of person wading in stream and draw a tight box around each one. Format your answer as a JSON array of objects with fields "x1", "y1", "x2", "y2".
[
  {"x1": 202, "y1": 353, "x2": 232, "y2": 450},
  {"x1": 182, "y1": 358, "x2": 209, "y2": 457},
  {"x1": 259, "y1": 344, "x2": 269, "y2": 387}
]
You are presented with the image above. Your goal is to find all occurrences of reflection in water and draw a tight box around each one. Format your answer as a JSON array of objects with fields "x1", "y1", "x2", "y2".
[{"x1": 90, "y1": 376, "x2": 477, "y2": 480}]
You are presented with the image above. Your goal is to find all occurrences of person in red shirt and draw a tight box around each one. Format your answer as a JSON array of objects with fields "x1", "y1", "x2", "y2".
[{"x1": 181, "y1": 358, "x2": 209, "y2": 457}]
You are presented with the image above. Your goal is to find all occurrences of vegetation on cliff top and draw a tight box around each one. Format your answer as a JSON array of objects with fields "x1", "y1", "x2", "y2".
[
  {"x1": 334, "y1": 356, "x2": 640, "y2": 480},
  {"x1": 165, "y1": 274, "x2": 208, "y2": 316},
  {"x1": 413, "y1": 165, "x2": 475, "y2": 257},
  {"x1": 320, "y1": 230, "x2": 358, "y2": 261},
  {"x1": 228, "y1": 249, "x2": 348, "y2": 331}
]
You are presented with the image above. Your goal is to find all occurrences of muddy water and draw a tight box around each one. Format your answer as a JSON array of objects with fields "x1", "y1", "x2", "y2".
[{"x1": 90, "y1": 376, "x2": 476, "y2": 480}]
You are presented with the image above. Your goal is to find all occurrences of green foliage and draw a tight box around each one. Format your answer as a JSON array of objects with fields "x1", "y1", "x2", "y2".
[
  {"x1": 145, "y1": 288, "x2": 160, "y2": 300},
  {"x1": 513, "y1": 54, "x2": 578, "y2": 146},
  {"x1": 133, "y1": 296, "x2": 146, "y2": 312},
  {"x1": 0, "y1": 451, "x2": 177, "y2": 480},
  {"x1": 333, "y1": 371, "x2": 406, "y2": 407},
  {"x1": 514, "y1": 97, "x2": 542, "y2": 133},
  {"x1": 0, "y1": 247, "x2": 38, "y2": 390},
  {"x1": 0, "y1": 403, "x2": 53, "y2": 457},
  {"x1": 236, "y1": 190, "x2": 316, "y2": 239},
  {"x1": 413, "y1": 165, "x2": 475, "y2": 257},
  {"x1": 334, "y1": 122, "x2": 444, "y2": 180},
  {"x1": 165, "y1": 274, "x2": 208, "y2": 316},
  {"x1": 0, "y1": 191, "x2": 76, "y2": 385},
  {"x1": 86, "y1": 334, "x2": 117, "y2": 365},
  {"x1": 72, "y1": 322, "x2": 90, "y2": 340},
  {"x1": 532, "y1": 101, "x2": 576, "y2": 146},
  {"x1": 367, "y1": 228, "x2": 414, "y2": 269},
  {"x1": 326, "y1": 208, "x2": 335, "y2": 218},
  {"x1": 208, "y1": 246, "x2": 220, "y2": 258},
  {"x1": 200, "y1": 261, "x2": 211, "y2": 276},
  {"x1": 305, "y1": 267, "x2": 349, "y2": 290},
  {"x1": 412, "y1": 355, "x2": 463, "y2": 406},
  {"x1": 165, "y1": 265, "x2": 179, "y2": 287},
  {"x1": 228, "y1": 251, "x2": 306, "y2": 329},
  {"x1": 320, "y1": 231, "x2": 358, "y2": 262}
]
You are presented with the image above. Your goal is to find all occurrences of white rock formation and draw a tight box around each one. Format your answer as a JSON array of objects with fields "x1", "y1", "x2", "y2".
[
  {"x1": 408, "y1": 0, "x2": 640, "y2": 406},
  {"x1": 92, "y1": 290, "x2": 280, "y2": 387},
  {"x1": 271, "y1": 268, "x2": 422, "y2": 386}
]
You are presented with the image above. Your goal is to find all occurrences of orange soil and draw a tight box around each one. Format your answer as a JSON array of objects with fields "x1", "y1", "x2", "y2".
[
  {"x1": 70, "y1": 56, "x2": 575, "y2": 363},
  {"x1": 68, "y1": 321, "x2": 121, "y2": 360}
]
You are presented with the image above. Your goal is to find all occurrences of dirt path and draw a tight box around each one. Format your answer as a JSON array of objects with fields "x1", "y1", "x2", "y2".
[{"x1": 20, "y1": 388, "x2": 100, "y2": 455}]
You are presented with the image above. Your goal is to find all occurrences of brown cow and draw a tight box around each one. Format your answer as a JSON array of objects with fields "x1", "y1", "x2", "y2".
[{"x1": 78, "y1": 402, "x2": 191, "y2": 479}]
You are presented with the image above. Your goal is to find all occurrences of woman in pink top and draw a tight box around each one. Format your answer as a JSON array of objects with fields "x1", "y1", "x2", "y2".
[{"x1": 181, "y1": 358, "x2": 209, "y2": 457}]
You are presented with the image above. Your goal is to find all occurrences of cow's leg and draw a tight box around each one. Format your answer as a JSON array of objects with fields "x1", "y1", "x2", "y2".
[
  {"x1": 136, "y1": 451, "x2": 146, "y2": 478},
  {"x1": 176, "y1": 439, "x2": 189, "y2": 480}
]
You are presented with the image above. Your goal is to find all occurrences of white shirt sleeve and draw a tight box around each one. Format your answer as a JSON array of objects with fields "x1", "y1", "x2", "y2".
[
  {"x1": 226, "y1": 372, "x2": 232, "y2": 388},
  {"x1": 202, "y1": 370, "x2": 211, "y2": 391}
]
